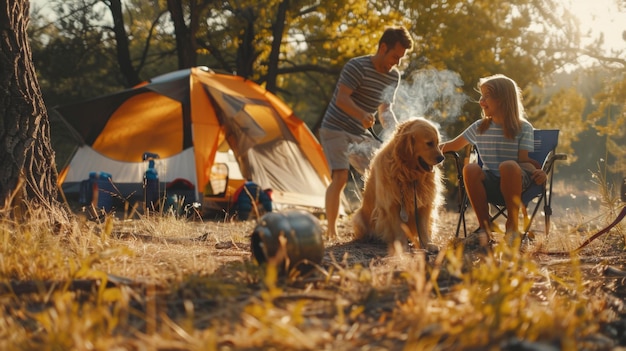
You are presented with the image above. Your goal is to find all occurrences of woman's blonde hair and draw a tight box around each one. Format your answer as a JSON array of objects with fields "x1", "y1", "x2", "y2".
[{"x1": 477, "y1": 74, "x2": 525, "y2": 139}]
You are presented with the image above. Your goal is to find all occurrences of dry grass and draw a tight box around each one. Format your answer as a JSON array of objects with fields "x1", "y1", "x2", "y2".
[{"x1": 0, "y1": 188, "x2": 625, "y2": 350}]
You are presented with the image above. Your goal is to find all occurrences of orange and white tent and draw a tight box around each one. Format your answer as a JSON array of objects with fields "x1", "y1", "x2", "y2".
[{"x1": 56, "y1": 67, "x2": 331, "y2": 211}]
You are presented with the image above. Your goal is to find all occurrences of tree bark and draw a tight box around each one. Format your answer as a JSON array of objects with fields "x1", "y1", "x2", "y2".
[
  {"x1": 235, "y1": 6, "x2": 258, "y2": 79},
  {"x1": 167, "y1": 0, "x2": 197, "y2": 69},
  {"x1": 107, "y1": 0, "x2": 141, "y2": 87},
  {"x1": 0, "y1": 0, "x2": 59, "y2": 211},
  {"x1": 265, "y1": 0, "x2": 289, "y2": 93}
]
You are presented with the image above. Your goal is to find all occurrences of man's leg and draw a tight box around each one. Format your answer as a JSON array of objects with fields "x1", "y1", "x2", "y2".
[
  {"x1": 325, "y1": 169, "x2": 349, "y2": 237},
  {"x1": 463, "y1": 164, "x2": 491, "y2": 242},
  {"x1": 499, "y1": 160, "x2": 523, "y2": 234}
]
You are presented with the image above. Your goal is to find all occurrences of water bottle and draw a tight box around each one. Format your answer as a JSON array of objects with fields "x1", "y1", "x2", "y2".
[
  {"x1": 144, "y1": 159, "x2": 159, "y2": 211},
  {"x1": 97, "y1": 172, "x2": 114, "y2": 211}
]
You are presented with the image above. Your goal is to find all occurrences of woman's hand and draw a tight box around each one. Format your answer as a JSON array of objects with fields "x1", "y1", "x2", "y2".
[
  {"x1": 531, "y1": 168, "x2": 547, "y2": 184},
  {"x1": 519, "y1": 159, "x2": 546, "y2": 185}
]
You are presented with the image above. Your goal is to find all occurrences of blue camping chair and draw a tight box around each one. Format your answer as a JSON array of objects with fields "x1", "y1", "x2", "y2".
[{"x1": 446, "y1": 129, "x2": 568, "y2": 238}]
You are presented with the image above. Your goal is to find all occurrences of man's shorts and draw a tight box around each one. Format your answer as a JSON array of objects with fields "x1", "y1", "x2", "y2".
[
  {"x1": 483, "y1": 168, "x2": 533, "y2": 204},
  {"x1": 319, "y1": 127, "x2": 379, "y2": 172}
]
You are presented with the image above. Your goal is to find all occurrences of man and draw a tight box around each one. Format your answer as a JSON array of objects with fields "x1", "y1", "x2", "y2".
[{"x1": 319, "y1": 26, "x2": 413, "y2": 237}]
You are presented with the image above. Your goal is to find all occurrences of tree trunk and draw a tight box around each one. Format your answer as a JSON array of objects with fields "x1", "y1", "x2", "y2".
[
  {"x1": 167, "y1": 0, "x2": 197, "y2": 69},
  {"x1": 0, "y1": 0, "x2": 59, "y2": 211},
  {"x1": 108, "y1": 0, "x2": 141, "y2": 87},
  {"x1": 265, "y1": 0, "x2": 289, "y2": 93},
  {"x1": 235, "y1": 6, "x2": 257, "y2": 79}
]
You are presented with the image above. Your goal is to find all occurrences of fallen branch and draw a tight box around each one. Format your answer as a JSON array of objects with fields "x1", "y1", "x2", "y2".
[
  {"x1": 0, "y1": 273, "x2": 141, "y2": 295},
  {"x1": 112, "y1": 231, "x2": 209, "y2": 243}
]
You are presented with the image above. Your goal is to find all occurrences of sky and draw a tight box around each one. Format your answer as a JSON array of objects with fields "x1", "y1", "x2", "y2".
[{"x1": 569, "y1": 0, "x2": 626, "y2": 52}]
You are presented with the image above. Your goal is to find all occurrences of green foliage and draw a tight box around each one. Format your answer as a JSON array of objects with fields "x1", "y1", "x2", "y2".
[
  {"x1": 530, "y1": 87, "x2": 587, "y2": 163},
  {"x1": 29, "y1": 0, "x2": 124, "y2": 105},
  {"x1": 586, "y1": 70, "x2": 626, "y2": 175},
  {"x1": 30, "y1": 0, "x2": 583, "y2": 125}
]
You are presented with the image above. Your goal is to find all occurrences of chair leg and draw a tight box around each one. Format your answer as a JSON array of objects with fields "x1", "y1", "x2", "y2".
[
  {"x1": 489, "y1": 205, "x2": 507, "y2": 226},
  {"x1": 543, "y1": 190, "x2": 552, "y2": 237},
  {"x1": 456, "y1": 194, "x2": 469, "y2": 237},
  {"x1": 523, "y1": 188, "x2": 548, "y2": 237},
  {"x1": 543, "y1": 169, "x2": 558, "y2": 236},
  {"x1": 447, "y1": 151, "x2": 471, "y2": 238}
]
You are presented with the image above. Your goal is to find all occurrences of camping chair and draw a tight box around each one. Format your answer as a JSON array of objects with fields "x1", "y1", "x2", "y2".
[{"x1": 445, "y1": 129, "x2": 567, "y2": 238}]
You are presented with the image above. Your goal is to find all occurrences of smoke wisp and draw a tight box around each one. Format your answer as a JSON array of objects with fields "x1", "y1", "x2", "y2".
[{"x1": 347, "y1": 69, "x2": 468, "y2": 174}]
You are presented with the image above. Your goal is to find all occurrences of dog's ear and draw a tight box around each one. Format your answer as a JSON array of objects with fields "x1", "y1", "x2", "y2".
[
  {"x1": 394, "y1": 130, "x2": 417, "y2": 168},
  {"x1": 392, "y1": 121, "x2": 416, "y2": 164}
]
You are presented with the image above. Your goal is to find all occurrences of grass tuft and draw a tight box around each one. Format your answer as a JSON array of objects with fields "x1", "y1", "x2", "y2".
[{"x1": 0, "y1": 174, "x2": 624, "y2": 349}]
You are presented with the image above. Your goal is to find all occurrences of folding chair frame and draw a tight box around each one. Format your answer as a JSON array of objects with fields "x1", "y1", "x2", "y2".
[{"x1": 445, "y1": 129, "x2": 567, "y2": 238}]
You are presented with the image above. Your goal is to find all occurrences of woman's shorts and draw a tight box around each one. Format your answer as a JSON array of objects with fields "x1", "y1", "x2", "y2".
[{"x1": 483, "y1": 168, "x2": 533, "y2": 204}]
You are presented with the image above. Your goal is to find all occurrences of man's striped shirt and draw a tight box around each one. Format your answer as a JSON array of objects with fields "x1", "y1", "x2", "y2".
[{"x1": 322, "y1": 55, "x2": 400, "y2": 135}]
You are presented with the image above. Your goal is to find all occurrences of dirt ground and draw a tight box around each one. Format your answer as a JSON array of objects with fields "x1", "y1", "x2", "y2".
[{"x1": 97, "y1": 194, "x2": 626, "y2": 350}]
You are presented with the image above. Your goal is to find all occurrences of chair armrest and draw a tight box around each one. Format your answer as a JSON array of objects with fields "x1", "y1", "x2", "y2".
[
  {"x1": 542, "y1": 152, "x2": 567, "y2": 173},
  {"x1": 444, "y1": 151, "x2": 465, "y2": 174}
]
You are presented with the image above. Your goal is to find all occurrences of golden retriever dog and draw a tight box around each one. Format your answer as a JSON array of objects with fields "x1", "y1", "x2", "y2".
[{"x1": 352, "y1": 118, "x2": 444, "y2": 253}]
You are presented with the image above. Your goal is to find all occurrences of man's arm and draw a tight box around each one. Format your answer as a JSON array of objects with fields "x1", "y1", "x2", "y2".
[
  {"x1": 378, "y1": 103, "x2": 398, "y2": 130},
  {"x1": 335, "y1": 83, "x2": 375, "y2": 129}
]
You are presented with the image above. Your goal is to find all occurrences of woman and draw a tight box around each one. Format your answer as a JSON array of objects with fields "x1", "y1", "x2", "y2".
[{"x1": 440, "y1": 74, "x2": 546, "y2": 245}]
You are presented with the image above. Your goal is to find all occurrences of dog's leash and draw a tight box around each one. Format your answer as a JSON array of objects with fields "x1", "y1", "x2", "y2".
[{"x1": 368, "y1": 127, "x2": 383, "y2": 143}]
